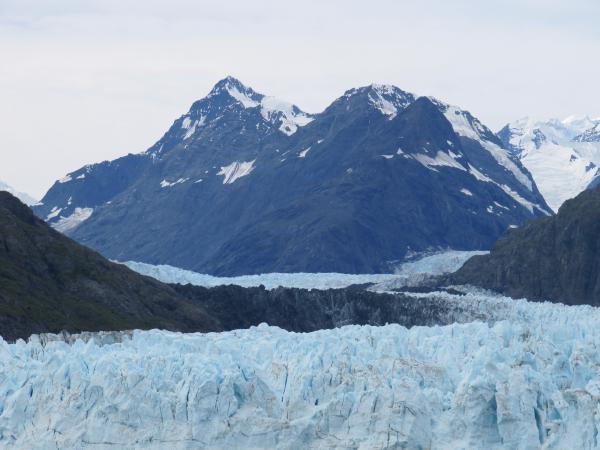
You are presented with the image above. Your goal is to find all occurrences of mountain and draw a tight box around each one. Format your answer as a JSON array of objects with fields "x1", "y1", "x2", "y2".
[
  {"x1": 34, "y1": 77, "x2": 550, "y2": 275},
  {"x1": 0, "y1": 191, "x2": 221, "y2": 341},
  {"x1": 0, "y1": 190, "x2": 508, "y2": 342},
  {"x1": 575, "y1": 121, "x2": 600, "y2": 142},
  {"x1": 0, "y1": 179, "x2": 37, "y2": 205},
  {"x1": 0, "y1": 190, "x2": 515, "y2": 343},
  {"x1": 452, "y1": 186, "x2": 600, "y2": 305},
  {"x1": 498, "y1": 116, "x2": 600, "y2": 211}
]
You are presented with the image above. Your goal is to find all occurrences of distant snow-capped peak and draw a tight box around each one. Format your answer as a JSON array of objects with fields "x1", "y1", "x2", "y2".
[
  {"x1": 0, "y1": 180, "x2": 37, "y2": 206},
  {"x1": 575, "y1": 122, "x2": 600, "y2": 143},
  {"x1": 498, "y1": 116, "x2": 600, "y2": 212},
  {"x1": 144, "y1": 77, "x2": 313, "y2": 158},
  {"x1": 501, "y1": 116, "x2": 600, "y2": 153}
]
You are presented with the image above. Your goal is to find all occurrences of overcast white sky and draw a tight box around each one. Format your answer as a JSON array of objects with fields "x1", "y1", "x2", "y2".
[{"x1": 1, "y1": 0, "x2": 599, "y2": 198}]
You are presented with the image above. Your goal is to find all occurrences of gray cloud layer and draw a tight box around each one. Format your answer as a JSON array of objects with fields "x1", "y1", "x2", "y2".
[{"x1": 1, "y1": 0, "x2": 599, "y2": 197}]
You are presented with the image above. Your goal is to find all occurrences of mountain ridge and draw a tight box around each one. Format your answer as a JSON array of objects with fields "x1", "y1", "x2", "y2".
[{"x1": 34, "y1": 77, "x2": 551, "y2": 275}]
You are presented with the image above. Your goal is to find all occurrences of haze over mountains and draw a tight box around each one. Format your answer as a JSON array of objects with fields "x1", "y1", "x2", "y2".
[{"x1": 33, "y1": 77, "x2": 550, "y2": 275}]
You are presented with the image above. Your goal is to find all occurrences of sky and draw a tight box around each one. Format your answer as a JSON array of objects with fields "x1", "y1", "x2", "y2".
[{"x1": 1, "y1": 0, "x2": 599, "y2": 198}]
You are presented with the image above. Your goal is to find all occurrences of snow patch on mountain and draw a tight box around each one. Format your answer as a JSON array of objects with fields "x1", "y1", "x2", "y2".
[
  {"x1": 298, "y1": 147, "x2": 311, "y2": 158},
  {"x1": 181, "y1": 115, "x2": 205, "y2": 139},
  {"x1": 369, "y1": 85, "x2": 399, "y2": 118},
  {"x1": 413, "y1": 151, "x2": 466, "y2": 172},
  {"x1": 366, "y1": 84, "x2": 415, "y2": 120},
  {"x1": 226, "y1": 85, "x2": 260, "y2": 108},
  {"x1": 213, "y1": 77, "x2": 313, "y2": 136},
  {"x1": 160, "y1": 178, "x2": 189, "y2": 188},
  {"x1": 52, "y1": 207, "x2": 94, "y2": 233},
  {"x1": 217, "y1": 160, "x2": 256, "y2": 184},
  {"x1": 46, "y1": 206, "x2": 62, "y2": 220},
  {"x1": 260, "y1": 97, "x2": 313, "y2": 136},
  {"x1": 439, "y1": 104, "x2": 533, "y2": 192}
]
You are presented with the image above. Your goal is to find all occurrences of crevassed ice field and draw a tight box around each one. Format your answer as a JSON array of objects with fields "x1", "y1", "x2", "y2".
[{"x1": 2, "y1": 252, "x2": 598, "y2": 449}]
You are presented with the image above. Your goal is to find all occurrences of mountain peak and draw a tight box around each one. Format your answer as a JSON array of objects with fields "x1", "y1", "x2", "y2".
[
  {"x1": 209, "y1": 75, "x2": 252, "y2": 94},
  {"x1": 331, "y1": 83, "x2": 415, "y2": 119},
  {"x1": 205, "y1": 76, "x2": 262, "y2": 108}
]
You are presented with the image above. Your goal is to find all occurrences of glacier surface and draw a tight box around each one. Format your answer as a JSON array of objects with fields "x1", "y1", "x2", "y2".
[
  {"x1": 122, "y1": 250, "x2": 486, "y2": 290},
  {"x1": 3, "y1": 291, "x2": 600, "y2": 449},
  {"x1": 4, "y1": 250, "x2": 599, "y2": 449}
]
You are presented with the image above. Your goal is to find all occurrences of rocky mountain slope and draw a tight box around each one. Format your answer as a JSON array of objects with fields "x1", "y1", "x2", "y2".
[
  {"x1": 0, "y1": 192, "x2": 487, "y2": 341},
  {"x1": 35, "y1": 77, "x2": 550, "y2": 275},
  {"x1": 498, "y1": 116, "x2": 600, "y2": 211},
  {"x1": 453, "y1": 186, "x2": 600, "y2": 305},
  {"x1": 0, "y1": 191, "x2": 220, "y2": 340}
]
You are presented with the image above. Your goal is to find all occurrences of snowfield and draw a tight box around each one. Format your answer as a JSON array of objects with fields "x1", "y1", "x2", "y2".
[
  {"x1": 122, "y1": 250, "x2": 486, "y2": 290},
  {"x1": 3, "y1": 292, "x2": 600, "y2": 449}
]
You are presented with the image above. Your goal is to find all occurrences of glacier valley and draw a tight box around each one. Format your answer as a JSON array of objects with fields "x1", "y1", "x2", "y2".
[{"x1": 3, "y1": 273, "x2": 600, "y2": 448}]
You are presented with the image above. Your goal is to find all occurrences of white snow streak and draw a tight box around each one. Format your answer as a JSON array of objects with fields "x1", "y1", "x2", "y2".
[
  {"x1": 217, "y1": 160, "x2": 256, "y2": 184},
  {"x1": 52, "y1": 207, "x2": 94, "y2": 232}
]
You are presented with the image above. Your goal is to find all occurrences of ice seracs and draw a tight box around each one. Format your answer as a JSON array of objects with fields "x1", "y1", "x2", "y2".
[{"x1": 6, "y1": 290, "x2": 600, "y2": 449}]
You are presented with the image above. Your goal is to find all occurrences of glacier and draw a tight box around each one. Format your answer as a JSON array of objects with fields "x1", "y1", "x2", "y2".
[
  {"x1": 4, "y1": 250, "x2": 600, "y2": 449},
  {"x1": 122, "y1": 250, "x2": 486, "y2": 290},
  {"x1": 3, "y1": 291, "x2": 600, "y2": 449}
]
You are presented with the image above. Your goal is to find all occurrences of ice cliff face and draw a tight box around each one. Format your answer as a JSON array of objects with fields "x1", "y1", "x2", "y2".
[{"x1": 3, "y1": 291, "x2": 600, "y2": 449}]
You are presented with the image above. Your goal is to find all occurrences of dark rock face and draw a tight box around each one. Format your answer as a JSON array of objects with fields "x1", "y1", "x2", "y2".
[
  {"x1": 35, "y1": 78, "x2": 550, "y2": 275},
  {"x1": 0, "y1": 192, "x2": 220, "y2": 341},
  {"x1": 452, "y1": 186, "x2": 600, "y2": 305},
  {"x1": 174, "y1": 284, "x2": 478, "y2": 332}
]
